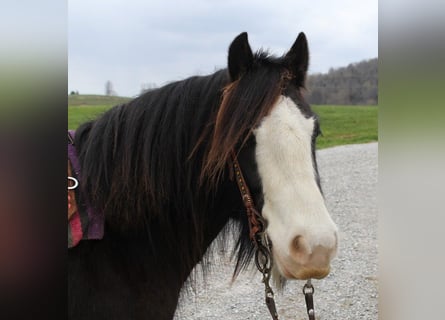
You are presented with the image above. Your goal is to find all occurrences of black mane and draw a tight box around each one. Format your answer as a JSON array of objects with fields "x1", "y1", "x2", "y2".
[
  {"x1": 75, "y1": 69, "x2": 236, "y2": 275},
  {"x1": 76, "y1": 70, "x2": 228, "y2": 226}
]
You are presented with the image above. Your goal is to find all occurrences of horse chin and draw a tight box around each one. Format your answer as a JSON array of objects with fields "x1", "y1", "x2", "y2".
[{"x1": 272, "y1": 255, "x2": 331, "y2": 282}]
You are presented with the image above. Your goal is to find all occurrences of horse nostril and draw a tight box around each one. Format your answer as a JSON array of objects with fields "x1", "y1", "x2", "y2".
[
  {"x1": 293, "y1": 235, "x2": 302, "y2": 252},
  {"x1": 290, "y1": 235, "x2": 311, "y2": 263},
  {"x1": 290, "y1": 234, "x2": 337, "y2": 267}
]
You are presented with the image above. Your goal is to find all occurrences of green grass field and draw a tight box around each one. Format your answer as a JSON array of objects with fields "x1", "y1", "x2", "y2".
[
  {"x1": 68, "y1": 94, "x2": 132, "y2": 129},
  {"x1": 312, "y1": 105, "x2": 378, "y2": 149},
  {"x1": 68, "y1": 105, "x2": 115, "y2": 128},
  {"x1": 68, "y1": 95, "x2": 377, "y2": 149}
]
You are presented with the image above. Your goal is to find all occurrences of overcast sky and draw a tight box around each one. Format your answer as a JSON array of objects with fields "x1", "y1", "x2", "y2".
[{"x1": 68, "y1": 0, "x2": 377, "y2": 97}]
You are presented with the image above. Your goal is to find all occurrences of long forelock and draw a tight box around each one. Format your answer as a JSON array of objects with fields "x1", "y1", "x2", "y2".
[{"x1": 199, "y1": 57, "x2": 288, "y2": 187}]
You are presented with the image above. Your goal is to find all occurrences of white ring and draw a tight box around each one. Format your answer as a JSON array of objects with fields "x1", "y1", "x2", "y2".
[{"x1": 68, "y1": 176, "x2": 79, "y2": 190}]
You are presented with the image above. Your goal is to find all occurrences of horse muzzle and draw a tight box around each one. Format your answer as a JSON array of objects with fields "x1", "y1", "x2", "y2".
[{"x1": 273, "y1": 233, "x2": 338, "y2": 280}]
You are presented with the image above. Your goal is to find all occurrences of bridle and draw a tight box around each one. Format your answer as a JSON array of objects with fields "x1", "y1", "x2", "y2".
[{"x1": 231, "y1": 151, "x2": 316, "y2": 320}]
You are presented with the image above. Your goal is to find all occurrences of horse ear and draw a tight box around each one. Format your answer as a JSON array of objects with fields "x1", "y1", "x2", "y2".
[
  {"x1": 228, "y1": 32, "x2": 254, "y2": 81},
  {"x1": 284, "y1": 32, "x2": 309, "y2": 85}
]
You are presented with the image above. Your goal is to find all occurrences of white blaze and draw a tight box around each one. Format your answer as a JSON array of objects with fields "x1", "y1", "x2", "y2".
[{"x1": 254, "y1": 96, "x2": 337, "y2": 269}]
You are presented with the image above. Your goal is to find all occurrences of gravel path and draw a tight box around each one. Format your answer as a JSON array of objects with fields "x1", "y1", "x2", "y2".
[{"x1": 174, "y1": 142, "x2": 378, "y2": 320}]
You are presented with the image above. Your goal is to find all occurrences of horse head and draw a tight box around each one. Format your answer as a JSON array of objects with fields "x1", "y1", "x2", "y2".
[{"x1": 219, "y1": 32, "x2": 338, "y2": 282}]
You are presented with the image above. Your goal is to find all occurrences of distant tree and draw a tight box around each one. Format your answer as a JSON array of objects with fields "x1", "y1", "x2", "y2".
[
  {"x1": 70, "y1": 91, "x2": 76, "y2": 95},
  {"x1": 105, "y1": 81, "x2": 117, "y2": 96}
]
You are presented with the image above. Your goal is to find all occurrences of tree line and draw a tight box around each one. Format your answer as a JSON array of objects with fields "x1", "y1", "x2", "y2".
[
  {"x1": 306, "y1": 58, "x2": 377, "y2": 105},
  {"x1": 95, "y1": 58, "x2": 378, "y2": 104}
]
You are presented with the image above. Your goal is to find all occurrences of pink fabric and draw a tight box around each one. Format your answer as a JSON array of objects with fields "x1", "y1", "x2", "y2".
[{"x1": 68, "y1": 211, "x2": 83, "y2": 248}]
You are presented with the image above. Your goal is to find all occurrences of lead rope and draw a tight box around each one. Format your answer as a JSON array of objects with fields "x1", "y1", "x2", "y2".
[{"x1": 231, "y1": 151, "x2": 316, "y2": 320}]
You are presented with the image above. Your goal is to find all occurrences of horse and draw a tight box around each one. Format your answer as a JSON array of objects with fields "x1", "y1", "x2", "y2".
[{"x1": 68, "y1": 32, "x2": 338, "y2": 320}]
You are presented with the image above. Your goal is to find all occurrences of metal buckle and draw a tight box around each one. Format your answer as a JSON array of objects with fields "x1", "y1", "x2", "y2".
[
  {"x1": 303, "y1": 280, "x2": 315, "y2": 320},
  {"x1": 68, "y1": 176, "x2": 79, "y2": 190}
]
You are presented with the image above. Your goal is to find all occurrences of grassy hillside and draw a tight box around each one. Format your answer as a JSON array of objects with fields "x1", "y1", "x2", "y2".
[
  {"x1": 68, "y1": 95, "x2": 132, "y2": 128},
  {"x1": 68, "y1": 95, "x2": 377, "y2": 149},
  {"x1": 68, "y1": 105, "x2": 115, "y2": 129},
  {"x1": 68, "y1": 94, "x2": 131, "y2": 106}
]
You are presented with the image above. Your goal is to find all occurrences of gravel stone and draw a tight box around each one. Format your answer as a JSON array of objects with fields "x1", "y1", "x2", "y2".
[{"x1": 174, "y1": 142, "x2": 378, "y2": 320}]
